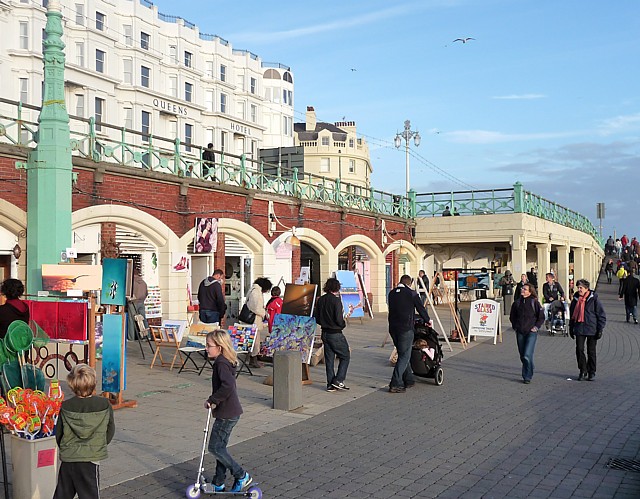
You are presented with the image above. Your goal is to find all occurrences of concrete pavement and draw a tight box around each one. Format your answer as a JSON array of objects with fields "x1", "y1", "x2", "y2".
[{"x1": 3, "y1": 272, "x2": 640, "y2": 497}]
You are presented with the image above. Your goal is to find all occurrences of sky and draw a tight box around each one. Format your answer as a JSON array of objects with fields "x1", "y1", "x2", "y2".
[{"x1": 150, "y1": 0, "x2": 640, "y2": 240}]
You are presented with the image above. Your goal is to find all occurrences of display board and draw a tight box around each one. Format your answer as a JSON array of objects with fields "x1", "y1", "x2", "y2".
[{"x1": 468, "y1": 299, "x2": 502, "y2": 344}]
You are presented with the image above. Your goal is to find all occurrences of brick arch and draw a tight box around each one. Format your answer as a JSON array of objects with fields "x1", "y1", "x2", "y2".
[
  {"x1": 383, "y1": 240, "x2": 420, "y2": 278},
  {"x1": 288, "y1": 227, "x2": 338, "y2": 286},
  {"x1": 72, "y1": 205, "x2": 176, "y2": 248}
]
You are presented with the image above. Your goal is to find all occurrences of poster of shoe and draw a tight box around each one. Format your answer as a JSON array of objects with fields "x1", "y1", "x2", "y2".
[{"x1": 171, "y1": 253, "x2": 191, "y2": 273}]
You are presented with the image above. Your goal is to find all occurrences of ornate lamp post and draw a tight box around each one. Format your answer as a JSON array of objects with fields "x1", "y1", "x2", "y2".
[{"x1": 394, "y1": 120, "x2": 421, "y2": 196}]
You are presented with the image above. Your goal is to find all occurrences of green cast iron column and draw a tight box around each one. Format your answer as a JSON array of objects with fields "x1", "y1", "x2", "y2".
[{"x1": 26, "y1": 1, "x2": 72, "y2": 293}]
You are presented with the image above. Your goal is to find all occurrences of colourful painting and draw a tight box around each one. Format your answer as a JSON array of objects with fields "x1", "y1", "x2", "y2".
[
  {"x1": 228, "y1": 324, "x2": 257, "y2": 352},
  {"x1": 42, "y1": 264, "x2": 103, "y2": 292},
  {"x1": 263, "y1": 314, "x2": 317, "y2": 364},
  {"x1": 457, "y1": 272, "x2": 491, "y2": 290},
  {"x1": 281, "y1": 284, "x2": 318, "y2": 317},
  {"x1": 102, "y1": 314, "x2": 124, "y2": 393},
  {"x1": 194, "y1": 217, "x2": 218, "y2": 253},
  {"x1": 101, "y1": 258, "x2": 129, "y2": 306}
]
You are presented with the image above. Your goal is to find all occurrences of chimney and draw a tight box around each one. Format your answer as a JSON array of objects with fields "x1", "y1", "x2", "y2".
[{"x1": 305, "y1": 106, "x2": 316, "y2": 132}]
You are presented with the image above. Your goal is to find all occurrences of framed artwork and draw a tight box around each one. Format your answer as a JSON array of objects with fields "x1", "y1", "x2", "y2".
[
  {"x1": 281, "y1": 283, "x2": 318, "y2": 317},
  {"x1": 102, "y1": 313, "x2": 124, "y2": 393},
  {"x1": 340, "y1": 292, "x2": 364, "y2": 319},
  {"x1": 42, "y1": 264, "x2": 102, "y2": 292},
  {"x1": 194, "y1": 217, "x2": 218, "y2": 253},
  {"x1": 161, "y1": 319, "x2": 188, "y2": 342},
  {"x1": 101, "y1": 258, "x2": 130, "y2": 306},
  {"x1": 262, "y1": 314, "x2": 317, "y2": 364},
  {"x1": 171, "y1": 253, "x2": 191, "y2": 273}
]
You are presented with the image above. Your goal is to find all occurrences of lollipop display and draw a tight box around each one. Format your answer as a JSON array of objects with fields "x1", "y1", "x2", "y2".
[{"x1": 0, "y1": 386, "x2": 63, "y2": 440}]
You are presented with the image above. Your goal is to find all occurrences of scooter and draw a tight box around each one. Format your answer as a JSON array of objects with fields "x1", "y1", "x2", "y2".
[{"x1": 186, "y1": 407, "x2": 262, "y2": 499}]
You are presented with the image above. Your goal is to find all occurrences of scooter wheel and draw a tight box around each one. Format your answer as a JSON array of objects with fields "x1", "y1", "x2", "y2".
[
  {"x1": 434, "y1": 367, "x2": 444, "y2": 386},
  {"x1": 185, "y1": 485, "x2": 201, "y2": 499},
  {"x1": 248, "y1": 486, "x2": 262, "y2": 499}
]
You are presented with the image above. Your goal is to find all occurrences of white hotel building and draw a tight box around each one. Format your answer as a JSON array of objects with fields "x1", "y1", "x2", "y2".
[{"x1": 0, "y1": 0, "x2": 295, "y2": 158}]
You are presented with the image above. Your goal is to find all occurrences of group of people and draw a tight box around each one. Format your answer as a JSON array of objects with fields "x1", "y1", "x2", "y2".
[
  {"x1": 509, "y1": 276, "x2": 606, "y2": 384},
  {"x1": 605, "y1": 234, "x2": 639, "y2": 259}
]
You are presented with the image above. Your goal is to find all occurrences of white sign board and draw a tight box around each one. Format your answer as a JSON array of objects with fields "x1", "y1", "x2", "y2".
[{"x1": 468, "y1": 299, "x2": 501, "y2": 344}]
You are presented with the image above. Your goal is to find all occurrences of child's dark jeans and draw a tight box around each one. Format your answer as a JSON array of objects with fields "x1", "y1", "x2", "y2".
[
  {"x1": 208, "y1": 417, "x2": 244, "y2": 485},
  {"x1": 54, "y1": 462, "x2": 100, "y2": 499}
]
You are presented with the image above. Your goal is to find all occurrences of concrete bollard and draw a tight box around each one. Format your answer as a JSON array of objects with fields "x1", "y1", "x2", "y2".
[
  {"x1": 273, "y1": 350, "x2": 302, "y2": 411},
  {"x1": 503, "y1": 293, "x2": 514, "y2": 315}
]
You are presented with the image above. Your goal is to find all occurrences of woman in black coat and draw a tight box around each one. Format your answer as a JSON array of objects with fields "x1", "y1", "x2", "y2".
[
  {"x1": 569, "y1": 279, "x2": 606, "y2": 381},
  {"x1": 618, "y1": 268, "x2": 640, "y2": 324},
  {"x1": 509, "y1": 283, "x2": 544, "y2": 384}
]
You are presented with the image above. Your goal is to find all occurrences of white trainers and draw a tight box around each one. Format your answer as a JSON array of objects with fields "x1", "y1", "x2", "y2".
[{"x1": 331, "y1": 382, "x2": 350, "y2": 391}]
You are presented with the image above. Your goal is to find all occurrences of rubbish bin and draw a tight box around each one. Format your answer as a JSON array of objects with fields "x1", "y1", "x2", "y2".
[
  {"x1": 11, "y1": 435, "x2": 58, "y2": 499},
  {"x1": 503, "y1": 293, "x2": 514, "y2": 315}
]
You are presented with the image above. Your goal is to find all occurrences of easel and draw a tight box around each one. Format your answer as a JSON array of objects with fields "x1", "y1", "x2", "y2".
[
  {"x1": 417, "y1": 275, "x2": 454, "y2": 352},
  {"x1": 149, "y1": 326, "x2": 182, "y2": 370}
]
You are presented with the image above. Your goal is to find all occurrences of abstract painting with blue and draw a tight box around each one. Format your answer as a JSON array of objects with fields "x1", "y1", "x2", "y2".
[
  {"x1": 341, "y1": 292, "x2": 364, "y2": 319},
  {"x1": 102, "y1": 314, "x2": 124, "y2": 392},
  {"x1": 101, "y1": 258, "x2": 128, "y2": 305},
  {"x1": 263, "y1": 314, "x2": 317, "y2": 364}
]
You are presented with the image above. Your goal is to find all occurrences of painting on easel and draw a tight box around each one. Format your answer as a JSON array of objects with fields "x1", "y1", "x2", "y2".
[
  {"x1": 42, "y1": 264, "x2": 102, "y2": 292},
  {"x1": 102, "y1": 313, "x2": 124, "y2": 393},
  {"x1": 281, "y1": 284, "x2": 318, "y2": 317},
  {"x1": 263, "y1": 314, "x2": 317, "y2": 364},
  {"x1": 101, "y1": 258, "x2": 132, "y2": 306}
]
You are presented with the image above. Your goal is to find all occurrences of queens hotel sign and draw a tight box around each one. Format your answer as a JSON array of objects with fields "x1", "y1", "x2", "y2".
[{"x1": 153, "y1": 99, "x2": 188, "y2": 116}]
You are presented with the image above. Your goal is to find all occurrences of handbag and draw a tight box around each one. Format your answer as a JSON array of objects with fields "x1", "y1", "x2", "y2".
[{"x1": 238, "y1": 304, "x2": 256, "y2": 324}]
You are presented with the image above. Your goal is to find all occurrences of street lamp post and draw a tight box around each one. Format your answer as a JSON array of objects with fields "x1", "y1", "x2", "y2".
[{"x1": 394, "y1": 120, "x2": 421, "y2": 196}]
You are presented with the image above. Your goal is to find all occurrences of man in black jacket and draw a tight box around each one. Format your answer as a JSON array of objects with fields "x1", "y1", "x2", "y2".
[
  {"x1": 388, "y1": 275, "x2": 431, "y2": 393},
  {"x1": 197, "y1": 269, "x2": 227, "y2": 324},
  {"x1": 314, "y1": 277, "x2": 350, "y2": 392},
  {"x1": 619, "y1": 268, "x2": 640, "y2": 324}
]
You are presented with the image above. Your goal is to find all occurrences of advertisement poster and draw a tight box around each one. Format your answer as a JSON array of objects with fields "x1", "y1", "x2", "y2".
[
  {"x1": 468, "y1": 299, "x2": 501, "y2": 344},
  {"x1": 194, "y1": 217, "x2": 218, "y2": 253}
]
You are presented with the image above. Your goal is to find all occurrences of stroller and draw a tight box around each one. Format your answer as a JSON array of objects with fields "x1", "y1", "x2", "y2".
[
  {"x1": 548, "y1": 300, "x2": 568, "y2": 337},
  {"x1": 409, "y1": 318, "x2": 444, "y2": 385}
]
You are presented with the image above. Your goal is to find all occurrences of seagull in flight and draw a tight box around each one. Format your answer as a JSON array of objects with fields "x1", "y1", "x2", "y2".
[
  {"x1": 453, "y1": 37, "x2": 475, "y2": 43},
  {"x1": 350, "y1": 68, "x2": 357, "y2": 72}
]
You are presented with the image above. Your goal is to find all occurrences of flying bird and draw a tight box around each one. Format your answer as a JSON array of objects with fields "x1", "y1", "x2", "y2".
[
  {"x1": 453, "y1": 37, "x2": 475, "y2": 43},
  {"x1": 350, "y1": 68, "x2": 357, "y2": 72}
]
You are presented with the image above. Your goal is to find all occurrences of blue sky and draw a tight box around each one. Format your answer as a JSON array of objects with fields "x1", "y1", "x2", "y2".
[{"x1": 150, "y1": 0, "x2": 640, "y2": 240}]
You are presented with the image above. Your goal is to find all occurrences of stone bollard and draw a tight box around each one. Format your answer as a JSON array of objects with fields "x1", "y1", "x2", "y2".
[{"x1": 273, "y1": 350, "x2": 302, "y2": 411}]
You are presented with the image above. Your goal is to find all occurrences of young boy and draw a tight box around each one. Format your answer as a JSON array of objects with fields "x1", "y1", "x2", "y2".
[
  {"x1": 265, "y1": 286, "x2": 283, "y2": 334},
  {"x1": 54, "y1": 364, "x2": 115, "y2": 499}
]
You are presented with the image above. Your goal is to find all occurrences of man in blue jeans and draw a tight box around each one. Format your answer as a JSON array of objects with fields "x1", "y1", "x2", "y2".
[
  {"x1": 314, "y1": 277, "x2": 350, "y2": 392},
  {"x1": 198, "y1": 269, "x2": 227, "y2": 324},
  {"x1": 387, "y1": 275, "x2": 431, "y2": 393}
]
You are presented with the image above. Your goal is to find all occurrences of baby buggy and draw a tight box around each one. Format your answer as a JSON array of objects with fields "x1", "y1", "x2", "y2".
[
  {"x1": 409, "y1": 318, "x2": 444, "y2": 385},
  {"x1": 548, "y1": 299, "x2": 568, "y2": 337}
]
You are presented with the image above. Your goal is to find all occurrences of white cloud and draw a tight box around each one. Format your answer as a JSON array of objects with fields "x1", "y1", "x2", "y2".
[
  {"x1": 597, "y1": 113, "x2": 640, "y2": 135},
  {"x1": 491, "y1": 94, "x2": 547, "y2": 100}
]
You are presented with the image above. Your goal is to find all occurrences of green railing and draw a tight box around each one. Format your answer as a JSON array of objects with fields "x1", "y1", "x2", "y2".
[
  {"x1": 0, "y1": 98, "x2": 412, "y2": 219},
  {"x1": 415, "y1": 182, "x2": 602, "y2": 244}
]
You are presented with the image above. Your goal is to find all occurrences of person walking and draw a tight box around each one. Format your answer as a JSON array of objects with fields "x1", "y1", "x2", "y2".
[
  {"x1": 197, "y1": 269, "x2": 227, "y2": 325},
  {"x1": 542, "y1": 272, "x2": 566, "y2": 326},
  {"x1": 416, "y1": 269, "x2": 429, "y2": 304},
  {"x1": 509, "y1": 283, "x2": 544, "y2": 384},
  {"x1": 569, "y1": 279, "x2": 606, "y2": 381},
  {"x1": 619, "y1": 268, "x2": 640, "y2": 324},
  {"x1": 514, "y1": 273, "x2": 529, "y2": 299},
  {"x1": 605, "y1": 259, "x2": 614, "y2": 284},
  {"x1": 314, "y1": 277, "x2": 350, "y2": 392},
  {"x1": 127, "y1": 269, "x2": 148, "y2": 340},
  {"x1": 387, "y1": 275, "x2": 431, "y2": 393},
  {"x1": 244, "y1": 277, "x2": 273, "y2": 368}
]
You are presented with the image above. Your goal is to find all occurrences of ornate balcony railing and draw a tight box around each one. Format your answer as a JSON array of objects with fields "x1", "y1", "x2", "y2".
[{"x1": 0, "y1": 98, "x2": 412, "y2": 219}]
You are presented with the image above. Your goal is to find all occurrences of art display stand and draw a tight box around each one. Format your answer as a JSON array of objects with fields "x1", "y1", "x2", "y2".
[
  {"x1": 149, "y1": 326, "x2": 182, "y2": 370},
  {"x1": 101, "y1": 304, "x2": 137, "y2": 410}
]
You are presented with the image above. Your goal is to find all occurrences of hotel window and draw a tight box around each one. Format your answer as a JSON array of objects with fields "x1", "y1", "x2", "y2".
[
  {"x1": 205, "y1": 90, "x2": 214, "y2": 112},
  {"x1": 94, "y1": 97, "x2": 104, "y2": 131},
  {"x1": 321, "y1": 136, "x2": 329, "y2": 146},
  {"x1": 349, "y1": 159, "x2": 356, "y2": 173},
  {"x1": 349, "y1": 138, "x2": 355, "y2": 148},
  {"x1": 19, "y1": 78, "x2": 28, "y2": 104},
  {"x1": 141, "y1": 111, "x2": 150, "y2": 142},
  {"x1": 236, "y1": 74, "x2": 244, "y2": 92},
  {"x1": 95, "y1": 11, "x2": 105, "y2": 31},
  {"x1": 76, "y1": 42, "x2": 84, "y2": 66},
  {"x1": 236, "y1": 101, "x2": 245, "y2": 120},
  {"x1": 205, "y1": 128, "x2": 214, "y2": 147},
  {"x1": 220, "y1": 131, "x2": 227, "y2": 152},
  {"x1": 75, "y1": 94, "x2": 84, "y2": 117},
  {"x1": 184, "y1": 51, "x2": 192, "y2": 68},
  {"x1": 169, "y1": 45, "x2": 177, "y2": 63},
  {"x1": 264, "y1": 87, "x2": 272, "y2": 102},
  {"x1": 95, "y1": 49, "x2": 105, "y2": 73},
  {"x1": 250, "y1": 77, "x2": 257, "y2": 94},
  {"x1": 320, "y1": 157, "x2": 330, "y2": 173},
  {"x1": 283, "y1": 116, "x2": 292, "y2": 136},
  {"x1": 19, "y1": 22, "x2": 28, "y2": 50},
  {"x1": 169, "y1": 76, "x2": 177, "y2": 97},
  {"x1": 141, "y1": 66, "x2": 150, "y2": 88},
  {"x1": 124, "y1": 107, "x2": 132, "y2": 129},
  {"x1": 220, "y1": 93, "x2": 227, "y2": 113},
  {"x1": 220, "y1": 64, "x2": 226, "y2": 82},
  {"x1": 123, "y1": 59, "x2": 132, "y2": 84},
  {"x1": 205, "y1": 61, "x2": 214, "y2": 78},
  {"x1": 283, "y1": 90, "x2": 293, "y2": 106},
  {"x1": 169, "y1": 120, "x2": 177, "y2": 140},
  {"x1": 185, "y1": 123, "x2": 193, "y2": 152},
  {"x1": 140, "y1": 32, "x2": 150, "y2": 50},
  {"x1": 185, "y1": 82, "x2": 193, "y2": 102},
  {"x1": 250, "y1": 104, "x2": 257, "y2": 123},
  {"x1": 75, "y1": 4, "x2": 84, "y2": 25},
  {"x1": 123, "y1": 24, "x2": 132, "y2": 46}
]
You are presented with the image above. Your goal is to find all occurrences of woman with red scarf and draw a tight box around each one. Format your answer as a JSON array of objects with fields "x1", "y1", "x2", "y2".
[
  {"x1": 569, "y1": 279, "x2": 607, "y2": 381},
  {"x1": 0, "y1": 278, "x2": 30, "y2": 339}
]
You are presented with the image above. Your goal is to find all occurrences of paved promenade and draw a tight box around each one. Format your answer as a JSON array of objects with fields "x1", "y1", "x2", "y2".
[{"x1": 3, "y1": 271, "x2": 640, "y2": 498}]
